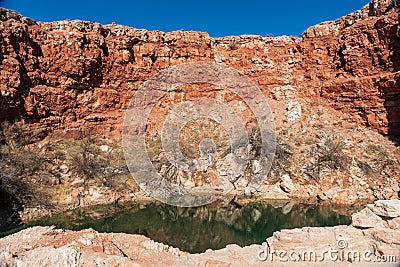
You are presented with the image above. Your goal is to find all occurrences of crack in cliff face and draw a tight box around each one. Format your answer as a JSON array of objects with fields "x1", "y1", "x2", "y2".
[{"x1": 0, "y1": 0, "x2": 399, "y2": 139}]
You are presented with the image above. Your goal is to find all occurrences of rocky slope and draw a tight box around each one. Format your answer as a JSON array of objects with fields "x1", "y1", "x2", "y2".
[{"x1": 0, "y1": 200, "x2": 399, "y2": 266}]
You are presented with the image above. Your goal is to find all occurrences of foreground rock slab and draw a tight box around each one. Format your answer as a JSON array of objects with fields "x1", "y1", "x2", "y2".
[
  {"x1": 0, "y1": 200, "x2": 399, "y2": 266},
  {"x1": 367, "y1": 200, "x2": 400, "y2": 218}
]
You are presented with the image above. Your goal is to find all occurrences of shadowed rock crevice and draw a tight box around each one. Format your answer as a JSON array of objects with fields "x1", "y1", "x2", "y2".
[
  {"x1": 378, "y1": 75, "x2": 400, "y2": 142},
  {"x1": 383, "y1": 86, "x2": 400, "y2": 141},
  {"x1": 385, "y1": 15, "x2": 400, "y2": 141},
  {"x1": 0, "y1": 181, "x2": 21, "y2": 232}
]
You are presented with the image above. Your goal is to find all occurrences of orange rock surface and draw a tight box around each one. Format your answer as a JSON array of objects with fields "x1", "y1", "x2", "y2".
[{"x1": 0, "y1": 0, "x2": 399, "y2": 138}]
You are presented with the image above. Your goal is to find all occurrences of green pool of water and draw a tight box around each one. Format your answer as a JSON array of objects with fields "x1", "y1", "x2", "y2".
[{"x1": 0, "y1": 200, "x2": 362, "y2": 253}]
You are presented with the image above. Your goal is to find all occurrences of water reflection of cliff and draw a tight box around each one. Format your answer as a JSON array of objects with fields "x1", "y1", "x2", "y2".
[{"x1": 22, "y1": 200, "x2": 361, "y2": 253}]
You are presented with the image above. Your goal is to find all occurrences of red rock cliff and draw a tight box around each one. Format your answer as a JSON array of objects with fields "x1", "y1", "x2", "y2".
[{"x1": 0, "y1": 0, "x2": 399, "y2": 137}]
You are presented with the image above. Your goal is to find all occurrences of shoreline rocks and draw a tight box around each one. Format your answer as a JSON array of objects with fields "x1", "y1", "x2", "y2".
[
  {"x1": 367, "y1": 200, "x2": 400, "y2": 218},
  {"x1": 263, "y1": 200, "x2": 400, "y2": 266}
]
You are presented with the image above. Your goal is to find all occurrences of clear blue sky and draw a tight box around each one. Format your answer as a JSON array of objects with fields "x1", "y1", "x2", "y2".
[{"x1": 1, "y1": 0, "x2": 370, "y2": 37}]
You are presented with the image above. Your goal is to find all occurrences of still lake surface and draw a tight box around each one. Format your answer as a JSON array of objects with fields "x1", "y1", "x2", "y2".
[{"x1": 0, "y1": 199, "x2": 362, "y2": 253}]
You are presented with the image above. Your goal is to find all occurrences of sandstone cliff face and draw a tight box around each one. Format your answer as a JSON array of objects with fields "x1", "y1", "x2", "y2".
[
  {"x1": 299, "y1": 0, "x2": 400, "y2": 138},
  {"x1": 0, "y1": 0, "x2": 399, "y2": 138}
]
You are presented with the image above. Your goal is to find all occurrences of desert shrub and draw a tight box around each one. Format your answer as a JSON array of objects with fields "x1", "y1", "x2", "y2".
[
  {"x1": 66, "y1": 129, "x2": 130, "y2": 188},
  {"x1": 357, "y1": 161, "x2": 375, "y2": 176},
  {"x1": 246, "y1": 127, "x2": 293, "y2": 183},
  {"x1": 293, "y1": 136, "x2": 303, "y2": 147},
  {"x1": 305, "y1": 134, "x2": 349, "y2": 180},
  {"x1": 0, "y1": 122, "x2": 138, "y2": 207},
  {"x1": 305, "y1": 137, "x2": 315, "y2": 145},
  {"x1": 0, "y1": 120, "x2": 49, "y2": 205},
  {"x1": 378, "y1": 159, "x2": 397, "y2": 176},
  {"x1": 248, "y1": 127, "x2": 262, "y2": 159},
  {"x1": 68, "y1": 129, "x2": 102, "y2": 181},
  {"x1": 313, "y1": 123, "x2": 325, "y2": 130},
  {"x1": 269, "y1": 141, "x2": 294, "y2": 182},
  {"x1": 366, "y1": 144, "x2": 386, "y2": 157},
  {"x1": 363, "y1": 144, "x2": 399, "y2": 177},
  {"x1": 228, "y1": 40, "x2": 238, "y2": 51}
]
